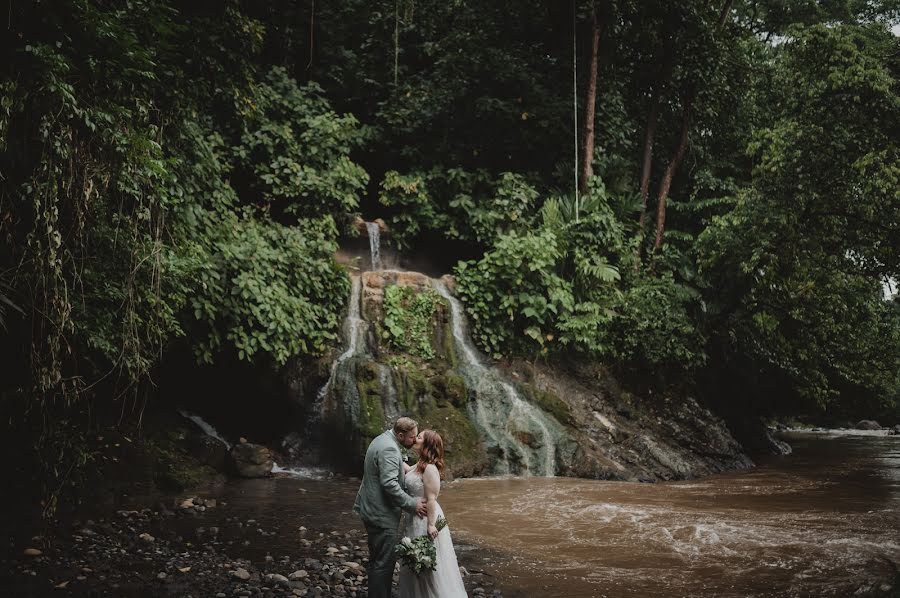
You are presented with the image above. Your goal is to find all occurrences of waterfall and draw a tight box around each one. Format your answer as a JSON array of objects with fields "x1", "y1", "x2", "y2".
[
  {"x1": 293, "y1": 275, "x2": 368, "y2": 464},
  {"x1": 178, "y1": 410, "x2": 232, "y2": 449},
  {"x1": 366, "y1": 222, "x2": 382, "y2": 271},
  {"x1": 317, "y1": 275, "x2": 366, "y2": 402},
  {"x1": 432, "y1": 280, "x2": 559, "y2": 476}
]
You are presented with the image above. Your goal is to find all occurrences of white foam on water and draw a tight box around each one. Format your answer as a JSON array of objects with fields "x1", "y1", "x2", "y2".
[
  {"x1": 271, "y1": 462, "x2": 331, "y2": 479},
  {"x1": 785, "y1": 428, "x2": 891, "y2": 437}
]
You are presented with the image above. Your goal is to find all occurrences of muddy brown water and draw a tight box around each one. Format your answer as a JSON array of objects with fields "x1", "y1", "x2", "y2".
[{"x1": 193, "y1": 431, "x2": 899, "y2": 597}]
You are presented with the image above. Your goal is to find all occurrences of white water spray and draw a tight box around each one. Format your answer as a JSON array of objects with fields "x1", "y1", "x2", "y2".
[{"x1": 366, "y1": 222, "x2": 382, "y2": 271}]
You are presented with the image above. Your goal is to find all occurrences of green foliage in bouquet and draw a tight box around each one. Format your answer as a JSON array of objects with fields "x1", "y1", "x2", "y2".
[{"x1": 395, "y1": 516, "x2": 449, "y2": 576}]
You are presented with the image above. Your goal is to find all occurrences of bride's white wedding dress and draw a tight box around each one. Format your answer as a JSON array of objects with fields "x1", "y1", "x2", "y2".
[{"x1": 398, "y1": 467, "x2": 468, "y2": 598}]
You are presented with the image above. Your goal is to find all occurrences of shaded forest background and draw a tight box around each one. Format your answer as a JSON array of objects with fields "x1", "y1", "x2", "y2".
[{"x1": 1, "y1": 0, "x2": 898, "y2": 508}]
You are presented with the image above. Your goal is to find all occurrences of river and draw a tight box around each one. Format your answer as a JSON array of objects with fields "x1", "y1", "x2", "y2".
[{"x1": 197, "y1": 430, "x2": 899, "y2": 597}]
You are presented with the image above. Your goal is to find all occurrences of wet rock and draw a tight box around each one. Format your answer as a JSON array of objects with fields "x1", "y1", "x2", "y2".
[
  {"x1": 230, "y1": 443, "x2": 274, "y2": 478},
  {"x1": 855, "y1": 420, "x2": 882, "y2": 430},
  {"x1": 23, "y1": 548, "x2": 42, "y2": 557},
  {"x1": 289, "y1": 570, "x2": 308, "y2": 580},
  {"x1": 139, "y1": 533, "x2": 155, "y2": 542}
]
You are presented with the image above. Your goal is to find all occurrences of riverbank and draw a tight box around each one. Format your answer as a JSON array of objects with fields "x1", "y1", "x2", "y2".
[
  {"x1": 4, "y1": 430, "x2": 898, "y2": 597},
  {"x1": 0, "y1": 475, "x2": 506, "y2": 597}
]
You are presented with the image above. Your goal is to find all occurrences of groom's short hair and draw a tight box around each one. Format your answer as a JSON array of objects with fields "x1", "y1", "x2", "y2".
[{"x1": 393, "y1": 416, "x2": 418, "y2": 434}]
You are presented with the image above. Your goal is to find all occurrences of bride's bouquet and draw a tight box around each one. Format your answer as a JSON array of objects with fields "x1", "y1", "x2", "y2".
[{"x1": 394, "y1": 516, "x2": 448, "y2": 575}]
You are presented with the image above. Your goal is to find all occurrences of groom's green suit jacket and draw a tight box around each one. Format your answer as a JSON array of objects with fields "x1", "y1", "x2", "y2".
[{"x1": 354, "y1": 430, "x2": 419, "y2": 529}]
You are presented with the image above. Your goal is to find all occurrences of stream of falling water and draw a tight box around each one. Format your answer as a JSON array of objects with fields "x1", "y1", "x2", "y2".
[
  {"x1": 316, "y1": 275, "x2": 365, "y2": 403},
  {"x1": 366, "y1": 222, "x2": 382, "y2": 271},
  {"x1": 433, "y1": 280, "x2": 559, "y2": 476}
]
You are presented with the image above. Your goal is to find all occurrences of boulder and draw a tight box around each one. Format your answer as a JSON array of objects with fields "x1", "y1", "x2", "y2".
[
  {"x1": 855, "y1": 420, "x2": 882, "y2": 430},
  {"x1": 185, "y1": 433, "x2": 229, "y2": 471},
  {"x1": 230, "y1": 443, "x2": 274, "y2": 478}
]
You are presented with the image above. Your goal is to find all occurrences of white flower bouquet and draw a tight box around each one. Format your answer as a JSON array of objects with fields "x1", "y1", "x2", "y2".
[{"x1": 394, "y1": 516, "x2": 448, "y2": 575}]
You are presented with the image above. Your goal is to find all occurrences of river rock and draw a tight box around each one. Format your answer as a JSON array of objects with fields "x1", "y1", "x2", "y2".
[
  {"x1": 855, "y1": 420, "x2": 882, "y2": 430},
  {"x1": 888, "y1": 425, "x2": 900, "y2": 436},
  {"x1": 23, "y1": 548, "x2": 42, "y2": 557},
  {"x1": 230, "y1": 443, "x2": 274, "y2": 477},
  {"x1": 185, "y1": 432, "x2": 229, "y2": 471},
  {"x1": 265, "y1": 573, "x2": 290, "y2": 586},
  {"x1": 231, "y1": 567, "x2": 251, "y2": 581}
]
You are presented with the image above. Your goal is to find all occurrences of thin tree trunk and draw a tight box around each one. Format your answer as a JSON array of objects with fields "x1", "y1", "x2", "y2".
[
  {"x1": 653, "y1": 94, "x2": 692, "y2": 250},
  {"x1": 651, "y1": 0, "x2": 732, "y2": 251},
  {"x1": 579, "y1": 8, "x2": 601, "y2": 193},
  {"x1": 638, "y1": 101, "x2": 659, "y2": 230},
  {"x1": 717, "y1": 0, "x2": 734, "y2": 28},
  {"x1": 637, "y1": 53, "x2": 674, "y2": 232}
]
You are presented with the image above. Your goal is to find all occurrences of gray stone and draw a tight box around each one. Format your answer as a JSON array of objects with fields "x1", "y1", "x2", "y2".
[
  {"x1": 231, "y1": 568, "x2": 252, "y2": 581},
  {"x1": 266, "y1": 573, "x2": 290, "y2": 586}
]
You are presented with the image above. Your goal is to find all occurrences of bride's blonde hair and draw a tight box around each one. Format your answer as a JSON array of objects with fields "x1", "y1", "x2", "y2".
[{"x1": 415, "y1": 429, "x2": 445, "y2": 479}]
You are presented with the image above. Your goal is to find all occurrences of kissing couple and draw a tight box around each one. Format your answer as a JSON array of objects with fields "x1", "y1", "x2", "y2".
[{"x1": 354, "y1": 416, "x2": 468, "y2": 598}]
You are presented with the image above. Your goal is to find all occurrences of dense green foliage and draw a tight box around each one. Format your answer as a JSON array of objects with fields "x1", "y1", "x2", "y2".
[
  {"x1": 1, "y1": 0, "x2": 898, "y2": 506},
  {"x1": 382, "y1": 285, "x2": 441, "y2": 360},
  {"x1": 0, "y1": 1, "x2": 364, "y2": 507}
]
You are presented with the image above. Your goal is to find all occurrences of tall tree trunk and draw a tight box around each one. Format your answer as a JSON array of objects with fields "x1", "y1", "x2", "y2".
[
  {"x1": 651, "y1": 0, "x2": 732, "y2": 251},
  {"x1": 637, "y1": 53, "x2": 674, "y2": 232},
  {"x1": 653, "y1": 94, "x2": 692, "y2": 250},
  {"x1": 579, "y1": 8, "x2": 601, "y2": 194}
]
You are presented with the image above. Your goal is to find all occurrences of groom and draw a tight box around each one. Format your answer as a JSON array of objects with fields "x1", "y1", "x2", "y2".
[{"x1": 354, "y1": 416, "x2": 427, "y2": 598}]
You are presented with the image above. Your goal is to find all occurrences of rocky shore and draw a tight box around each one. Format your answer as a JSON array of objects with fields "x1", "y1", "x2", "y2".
[{"x1": 0, "y1": 492, "x2": 505, "y2": 597}]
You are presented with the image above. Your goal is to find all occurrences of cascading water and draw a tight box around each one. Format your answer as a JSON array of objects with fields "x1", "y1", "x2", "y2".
[
  {"x1": 291, "y1": 275, "x2": 369, "y2": 465},
  {"x1": 317, "y1": 275, "x2": 366, "y2": 403},
  {"x1": 365, "y1": 222, "x2": 382, "y2": 271},
  {"x1": 433, "y1": 280, "x2": 561, "y2": 476},
  {"x1": 179, "y1": 410, "x2": 232, "y2": 449},
  {"x1": 292, "y1": 272, "x2": 405, "y2": 467}
]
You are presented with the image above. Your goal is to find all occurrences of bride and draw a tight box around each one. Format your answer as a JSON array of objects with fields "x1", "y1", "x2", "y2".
[{"x1": 399, "y1": 429, "x2": 468, "y2": 598}]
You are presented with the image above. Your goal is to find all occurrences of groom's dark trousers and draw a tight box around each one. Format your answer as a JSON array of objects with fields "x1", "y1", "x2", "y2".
[{"x1": 364, "y1": 521, "x2": 398, "y2": 598}]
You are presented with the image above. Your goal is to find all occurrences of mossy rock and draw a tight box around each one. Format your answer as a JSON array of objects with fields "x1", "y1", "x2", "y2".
[
  {"x1": 433, "y1": 370, "x2": 467, "y2": 407},
  {"x1": 411, "y1": 403, "x2": 487, "y2": 478},
  {"x1": 521, "y1": 384, "x2": 575, "y2": 427},
  {"x1": 147, "y1": 439, "x2": 221, "y2": 491},
  {"x1": 435, "y1": 296, "x2": 457, "y2": 367},
  {"x1": 393, "y1": 362, "x2": 435, "y2": 412},
  {"x1": 356, "y1": 363, "x2": 388, "y2": 440}
]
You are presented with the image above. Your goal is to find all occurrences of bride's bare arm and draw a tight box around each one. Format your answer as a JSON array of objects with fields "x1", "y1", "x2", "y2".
[
  {"x1": 423, "y1": 464, "x2": 441, "y2": 539},
  {"x1": 402, "y1": 461, "x2": 412, "y2": 473}
]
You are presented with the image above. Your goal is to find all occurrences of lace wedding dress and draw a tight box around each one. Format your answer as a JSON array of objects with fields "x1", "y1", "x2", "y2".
[{"x1": 398, "y1": 467, "x2": 468, "y2": 598}]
